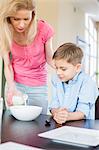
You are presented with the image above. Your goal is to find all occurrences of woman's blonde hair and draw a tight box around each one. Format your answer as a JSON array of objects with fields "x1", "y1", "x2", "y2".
[{"x1": 0, "y1": 0, "x2": 37, "y2": 52}]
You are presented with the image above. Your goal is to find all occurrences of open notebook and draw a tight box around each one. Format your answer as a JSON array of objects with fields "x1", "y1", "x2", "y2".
[
  {"x1": 38, "y1": 126, "x2": 99, "y2": 147},
  {"x1": 0, "y1": 142, "x2": 44, "y2": 150}
]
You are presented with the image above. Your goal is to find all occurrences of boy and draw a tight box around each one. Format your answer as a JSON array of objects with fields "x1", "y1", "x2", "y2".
[{"x1": 49, "y1": 43, "x2": 99, "y2": 124}]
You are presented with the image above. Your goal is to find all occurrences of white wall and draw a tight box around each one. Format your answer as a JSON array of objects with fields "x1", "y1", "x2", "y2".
[
  {"x1": 57, "y1": 1, "x2": 85, "y2": 46},
  {"x1": 36, "y1": 0, "x2": 59, "y2": 49},
  {"x1": 0, "y1": 57, "x2": 2, "y2": 97},
  {"x1": 36, "y1": 0, "x2": 85, "y2": 49},
  {"x1": 96, "y1": 22, "x2": 99, "y2": 86},
  {"x1": 36, "y1": 0, "x2": 86, "y2": 105}
]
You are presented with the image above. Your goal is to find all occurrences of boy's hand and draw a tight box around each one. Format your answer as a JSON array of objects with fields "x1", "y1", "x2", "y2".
[{"x1": 53, "y1": 108, "x2": 69, "y2": 124}]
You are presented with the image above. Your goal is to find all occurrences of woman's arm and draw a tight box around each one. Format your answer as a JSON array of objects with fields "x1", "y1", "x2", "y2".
[
  {"x1": 45, "y1": 37, "x2": 55, "y2": 68},
  {"x1": 3, "y1": 52, "x2": 15, "y2": 88},
  {"x1": 2, "y1": 52, "x2": 23, "y2": 105}
]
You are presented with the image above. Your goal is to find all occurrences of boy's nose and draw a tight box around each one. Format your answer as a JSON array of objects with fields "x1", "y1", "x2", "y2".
[{"x1": 56, "y1": 69, "x2": 62, "y2": 75}]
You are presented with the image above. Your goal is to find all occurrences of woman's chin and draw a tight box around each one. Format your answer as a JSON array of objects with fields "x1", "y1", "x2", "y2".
[{"x1": 16, "y1": 29, "x2": 25, "y2": 33}]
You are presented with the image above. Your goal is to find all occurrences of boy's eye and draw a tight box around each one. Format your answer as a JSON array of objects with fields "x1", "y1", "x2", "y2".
[
  {"x1": 60, "y1": 67, "x2": 67, "y2": 71},
  {"x1": 61, "y1": 68, "x2": 67, "y2": 71},
  {"x1": 55, "y1": 67, "x2": 67, "y2": 71}
]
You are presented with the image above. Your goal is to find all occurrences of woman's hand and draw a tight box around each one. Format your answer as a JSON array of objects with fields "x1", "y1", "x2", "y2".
[
  {"x1": 53, "y1": 108, "x2": 69, "y2": 124},
  {"x1": 6, "y1": 85, "x2": 24, "y2": 106}
]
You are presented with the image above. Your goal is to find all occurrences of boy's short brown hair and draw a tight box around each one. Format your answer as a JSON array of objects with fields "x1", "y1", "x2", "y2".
[{"x1": 53, "y1": 43, "x2": 83, "y2": 65}]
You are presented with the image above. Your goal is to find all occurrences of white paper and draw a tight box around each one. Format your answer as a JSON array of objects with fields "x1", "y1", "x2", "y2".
[
  {"x1": 38, "y1": 126, "x2": 99, "y2": 147},
  {"x1": 0, "y1": 142, "x2": 44, "y2": 150}
]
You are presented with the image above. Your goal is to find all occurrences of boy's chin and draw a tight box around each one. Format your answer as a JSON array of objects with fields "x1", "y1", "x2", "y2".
[
  {"x1": 59, "y1": 78, "x2": 69, "y2": 82},
  {"x1": 60, "y1": 78, "x2": 66, "y2": 82},
  {"x1": 58, "y1": 76, "x2": 69, "y2": 82}
]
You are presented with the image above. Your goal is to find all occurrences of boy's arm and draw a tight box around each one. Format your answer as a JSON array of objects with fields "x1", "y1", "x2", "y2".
[
  {"x1": 51, "y1": 108, "x2": 85, "y2": 124},
  {"x1": 49, "y1": 75, "x2": 60, "y2": 111},
  {"x1": 66, "y1": 111, "x2": 85, "y2": 121},
  {"x1": 51, "y1": 108, "x2": 60, "y2": 116}
]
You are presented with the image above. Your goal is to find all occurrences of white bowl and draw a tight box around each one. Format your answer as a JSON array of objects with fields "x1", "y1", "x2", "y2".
[{"x1": 9, "y1": 105, "x2": 42, "y2": 121}]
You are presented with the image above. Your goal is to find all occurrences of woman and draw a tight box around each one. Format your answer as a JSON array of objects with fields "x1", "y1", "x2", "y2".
[{"x1": 0, "y1": 0, "x2": 54, "y2": 114}]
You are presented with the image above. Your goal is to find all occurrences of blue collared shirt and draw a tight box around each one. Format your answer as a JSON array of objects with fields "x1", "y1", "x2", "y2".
[{"x1": 49, "y1": 71, "x2": 99, "y2": 119}]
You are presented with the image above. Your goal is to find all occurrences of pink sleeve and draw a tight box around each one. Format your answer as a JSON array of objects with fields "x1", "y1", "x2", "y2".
[{"x1": 39, "y1": 20, "x2": 54, "y2": 43}]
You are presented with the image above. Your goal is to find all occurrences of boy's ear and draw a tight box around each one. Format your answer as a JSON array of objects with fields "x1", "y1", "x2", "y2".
[{"x1": 76, "y1": 63, "x2": 81, "y2": 72}]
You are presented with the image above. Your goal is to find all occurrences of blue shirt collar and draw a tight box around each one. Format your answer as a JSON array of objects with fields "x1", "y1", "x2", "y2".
[
  {"x1": 57, "y1": 70, "x2": 82, "y2": 84},
  {"x1": 68, "y1": 70, "x2": 82, "y2": 84}
]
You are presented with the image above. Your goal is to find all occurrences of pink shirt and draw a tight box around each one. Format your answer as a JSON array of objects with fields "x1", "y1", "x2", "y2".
[{"x1": 11, "y1": 20, "x2": 54, "y2": 86}]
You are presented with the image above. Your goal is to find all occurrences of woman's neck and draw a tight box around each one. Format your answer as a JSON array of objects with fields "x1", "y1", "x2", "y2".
[
  {"x1": 13, "y1": 31, "x2": 28, "y2": 46},
  {"x1": 14, "y1": 29, "x2": 35, "y2": 46}
]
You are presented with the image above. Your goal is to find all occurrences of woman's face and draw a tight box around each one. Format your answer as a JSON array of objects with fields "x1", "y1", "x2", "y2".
[{"x1": 10, "y1": 9, "x2": 33, "y2": 33}]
